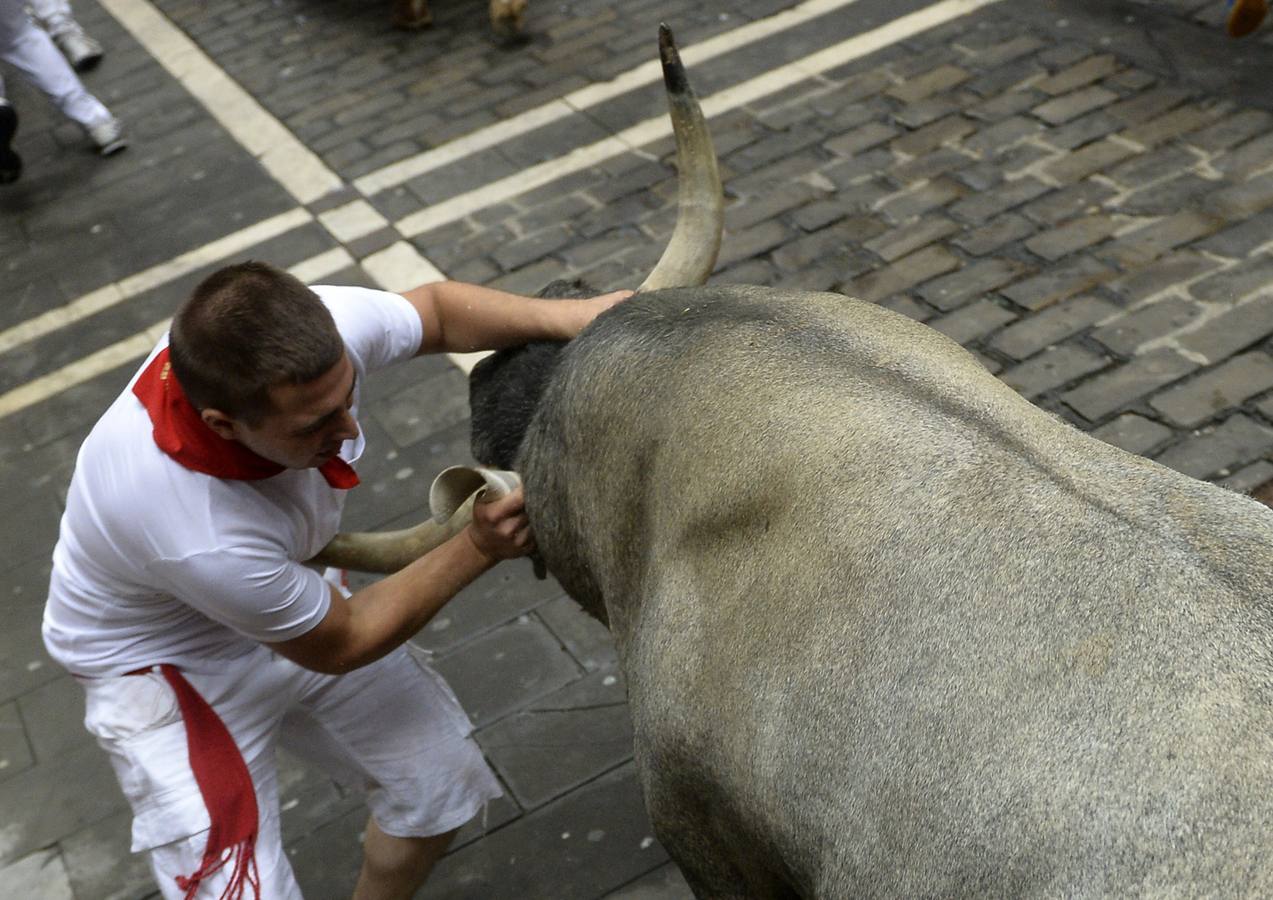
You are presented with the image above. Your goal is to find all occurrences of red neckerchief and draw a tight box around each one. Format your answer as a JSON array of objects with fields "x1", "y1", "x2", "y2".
[{"x1": 132, "y1": 348, "x2": 359, "y2": 489}]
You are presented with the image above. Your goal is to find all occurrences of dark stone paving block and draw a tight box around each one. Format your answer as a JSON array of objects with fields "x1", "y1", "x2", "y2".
[
  {"x1": 1179, "y1": 294, "x2": 1273, "y2": 365},
  {"x1": 452, "y1": 791, "x2": 522, "y2": 852},
  {"x1": 0, "y1": 847, "x2": 75, "y2": 898},
  {"x1": 17, "y1": 675, "x2": 91, "y2": 764},
  {"x1": 991, "y1": 295, "x2": 1119, "y2": 360},
  {"x1": 1150, "y1": 352, "x2": 1273, "y2": 428},
  {"x1": 367, "y1": 365, "x2": 470, "y2": 448},
  {"x1": 863, "y1": 217, "x2": 960, "y2": 263},
  {"x1": 952, "y1": 213, "x2": 1037, "y2": 256},
  {"x1": 1001, "y1": 343, "x2": 1110, "y2": 399},
  {"x1": 930, "y1": 299, "x2": 1017, "y2": 345},
  {"x1": 432, "y1": 617, "x2": 581, "y2": 728},
  {"x1": 917, "y1": 258, "x2": 1032, "y2": 312},
  {"x1": 949, "y1": 175, "x2": 1051, "y2": 224},
  {"x1": 61, "y1": 809, "x2": 156, "y2": 900},
  {"x1": 339, "y1": 419, "x2": 470, "y2": 533},
  {"x1": 845, "y1": 246, "x2": 962, "y2": 303},
  {"x1": 0, "y1": 701, "x2": 34, "y2": 782},
  {"x1": 0, "y1": 742, "x2": 123, "y2": 865},
  {"x1": 1092, "y1": 414, "x2": 1174, "y2": 456},
  {"x1": 1155, "y1": 414, "x2": 1273, "y2": 480},
  {"x1": 1021, "y1": 179, "x2": 1116, "y2": 227},
  {"x1": 1189, "y1": 255, "x2": 1273, "y2": 304},
  {"x1": 419, "y1": 763, "x2": 666, "y2": 900},
  {"x1": 602, "y1": 862, "x2": 694, "y2": 899},
  {"x1": 537, "y1": 596, "x2": 619, "y2": 673},
  {"x1": 1105, "y1": 251, "x2": 1220, "y2": 303},
  {"x1": 0, "y1": 591, "x2": 62, "y2": 705},
  {"x1": 1196, "y1": 209, "x2": 1273, "y2": 259},
  {"x1": 0, "y1": 492, "x2": 61, "y2": 574},
  {"x1": 1185, "y1": 109, "x2": 1273, "y2": 153},
  {"x1": 1001, "y1": 256, "x2": 1115, "y2": 311},
  {"x1": 1117, "y1": 173, "x2": 1216, "y2": 217},
  {"x1": 1025, "y1": 214, "x2": 1122, "y2": 262},
  {"x1": 1222, "y1": 460, "x2": 1273, "y2": 494},
  {"x1": 411, "y1": 560, "x2": 565, "y2": 657},
  {"x1": 1062, "y1": 348, "x2": 1199, "y2": 421},
  {"x1": 285, "y1": 803, "x2": 363, "y2": 900},
  {"x1": 1091, "y1": 296, "x2": 1206, "y2": 356},
  {"x1": 16, "y1": 360, "x2": 137, "y2": 449},
  {"x1": 478, "y1": 672, "x2": 633, "y2": 809}
]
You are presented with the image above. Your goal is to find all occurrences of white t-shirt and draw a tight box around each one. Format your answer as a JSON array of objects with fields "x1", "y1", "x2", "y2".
[{"x1": 43, "y1": 286, "x2": 424, "y2": 677}]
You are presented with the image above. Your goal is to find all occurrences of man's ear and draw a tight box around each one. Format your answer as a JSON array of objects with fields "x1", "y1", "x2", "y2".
[{"x1": 201, "y1": 408, "x2": 239, "y2": 441}]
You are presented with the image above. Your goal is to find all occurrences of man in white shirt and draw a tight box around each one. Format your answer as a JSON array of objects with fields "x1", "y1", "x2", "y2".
[{"x1": 43, "y1": 261, "x2": 629, "y2": 899}]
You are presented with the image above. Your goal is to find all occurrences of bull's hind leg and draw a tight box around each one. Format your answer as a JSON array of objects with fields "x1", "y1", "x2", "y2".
[{"x1": 391, "y1": 0, "x2": 431, "y2": 29}]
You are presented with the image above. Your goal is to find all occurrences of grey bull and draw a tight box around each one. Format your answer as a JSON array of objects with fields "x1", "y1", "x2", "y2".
[{"x1": 329, "y1": 26, "x2": 1273, "y2": 899}]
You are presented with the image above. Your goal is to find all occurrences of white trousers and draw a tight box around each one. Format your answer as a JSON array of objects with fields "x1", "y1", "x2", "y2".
[
  {"x1": 81, "y1": 644, "x2": 502, "y2": 899},
  {"x1": 27, "y1": 0, "x2": 75, "y2": 34},
  {"x1": 0, "y1": 0, "x2": 107, "y2": 126}
]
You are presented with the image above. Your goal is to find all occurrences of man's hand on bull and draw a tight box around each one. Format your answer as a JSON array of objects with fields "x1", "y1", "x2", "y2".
[
  {"x1": 465, "y1": 486, "x2": 536, "y2": 562},
  {"x1": 560, "y1": 289, "x2": 633, "y2": 338}
]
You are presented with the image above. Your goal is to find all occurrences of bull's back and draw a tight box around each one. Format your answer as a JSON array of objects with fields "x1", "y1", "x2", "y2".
[{"x1": 522, "y1": 285, "x2": 1273, "y2": 895}]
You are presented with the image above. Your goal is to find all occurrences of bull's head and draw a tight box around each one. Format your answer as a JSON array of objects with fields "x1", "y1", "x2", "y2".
[{"x1": 313, "y1": 24, "x2": 722, "y2": 574}]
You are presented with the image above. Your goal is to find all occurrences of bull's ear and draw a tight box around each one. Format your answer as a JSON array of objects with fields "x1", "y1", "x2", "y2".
[{"x1": 636, "y1": 24, "x2": 723, "y2": 292}]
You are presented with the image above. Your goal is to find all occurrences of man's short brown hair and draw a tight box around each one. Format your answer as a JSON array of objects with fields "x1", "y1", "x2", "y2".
[{"x1": 169, "y1": 261, "x2": 345, "y2": 423}]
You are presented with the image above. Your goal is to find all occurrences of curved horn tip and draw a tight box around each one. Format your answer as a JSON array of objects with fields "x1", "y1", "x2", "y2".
[{"x1": 658, "y1": 24, "x2": 688, "y2": 93}]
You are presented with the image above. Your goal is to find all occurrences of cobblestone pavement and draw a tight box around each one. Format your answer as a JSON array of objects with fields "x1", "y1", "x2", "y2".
[{"x1": 3, "y1": 0, "x2": 1273, "y2": 897}]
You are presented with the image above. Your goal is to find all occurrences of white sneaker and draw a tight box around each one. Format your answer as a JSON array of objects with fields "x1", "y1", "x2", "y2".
[
  {"x1": 86, "y1": 117, "x2": 127, "y2": 156},
  {"x1": 53, "y1": 26, "x2": 104, "y2": 73}
]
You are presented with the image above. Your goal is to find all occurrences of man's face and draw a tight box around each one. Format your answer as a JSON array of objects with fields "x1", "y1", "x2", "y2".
[{"x1": 227, "y1": 353, "x2": 360, "y2": 470}]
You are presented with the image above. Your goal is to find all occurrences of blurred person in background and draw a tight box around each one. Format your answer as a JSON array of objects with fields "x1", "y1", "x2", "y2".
[{"x1": 0, "y1": 0, "x2": 123, "y2": 183}]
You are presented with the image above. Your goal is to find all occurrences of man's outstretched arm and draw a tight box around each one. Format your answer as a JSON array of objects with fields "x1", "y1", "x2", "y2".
[{"x1": 404, "y1": 280, "x2": 632, "y2": 354}]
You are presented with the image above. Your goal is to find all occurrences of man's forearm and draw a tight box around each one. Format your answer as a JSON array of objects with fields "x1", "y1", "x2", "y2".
[
  {"x1": 405, "y1": 281, "x2": 615, "y2": 354},
  {"x1": 343, "y1": 527, "x2": 496, "y2": 664}
]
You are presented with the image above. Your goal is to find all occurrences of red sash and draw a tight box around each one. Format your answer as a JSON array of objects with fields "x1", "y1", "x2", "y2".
[
  {"x1": 156, "y1": 665, "x2": 261, "y2": 900},
  {"x1": 131, "y1": 348, "x2": 359, "y2": 489}
]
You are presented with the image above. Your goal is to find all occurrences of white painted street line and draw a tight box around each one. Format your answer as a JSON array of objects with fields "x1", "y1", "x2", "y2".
[
  {"x1": 352, "y1": 0, "x2": 868, "y2": 197},
  {"x1": 0, "y1": 248, "x2": 361, "y2": 421},
  {"x1": 96, "y1": 0, "x2": 341, "y2": 205},
  {"x1": 397, "y1": 0, "x2": 1007, "y2": 238},
  {"x1": 0, "y1": 209, "x2": 312, "y2": 357}
]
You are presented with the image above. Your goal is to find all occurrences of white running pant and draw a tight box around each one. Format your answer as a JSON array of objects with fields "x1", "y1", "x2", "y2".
[
  {"x1": 0, "y1": 0, "x2": 107, "y2": 126},
  {"x1": 27, "y1": 0, "x2": 75, "y2": 34}
]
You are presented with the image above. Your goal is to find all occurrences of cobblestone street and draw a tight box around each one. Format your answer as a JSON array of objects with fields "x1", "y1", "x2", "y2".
[{"x1": 3, "y1": 0, "x2": 1273, "y2": 897}]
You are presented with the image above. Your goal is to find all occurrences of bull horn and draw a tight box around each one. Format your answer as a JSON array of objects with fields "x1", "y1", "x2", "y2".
[
  {"x1": 637, "y1": 23, "x2": 724, "y2": 292},
  {"x1": 309, "y1": 497, "x2": 476, "y2": 574},
  {"x1": 310, "y1": 467, "x2": 520, "y2": 574}
]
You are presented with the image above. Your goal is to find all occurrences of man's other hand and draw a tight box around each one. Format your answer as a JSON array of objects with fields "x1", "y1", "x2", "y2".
[{"x1": 466, "y1": 486, "x2": 535, "y2": 561}]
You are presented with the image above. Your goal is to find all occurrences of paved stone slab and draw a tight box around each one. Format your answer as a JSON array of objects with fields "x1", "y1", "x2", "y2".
[
  {"x1": 419, "y1": 764, "x2": 666, "y2": 900},
  {"x1": 990, "y1": 295, "x2": 1119, "y2": 360},
  {"x1": 1000, "y1": 343, "x2": 1110, "y2": 399},
  {"x1": 0, "y1": 742, "x2": 123, "y2": 866},
  {"x1": 0, "y1": 846, "x2": 75, "y2": 900},
  {"x1": 60, "y1": 809, "x2": 156, "y2": 900},
  {"x1": 432, "y1": 617, "x2": 582, "y2": 728},
  {"x1": 602, "y1": 863, "x2": 695, "y2": 899},
  {"x1": 478, "y1": 671, "x2": 633, "y2": 809},
  {"x1": 1150, "y1": 352, "x2": 1273, "y2": 428},
  {"x1": 1092, "y1": 413, "x2": 1175, "y2": 455},
  {"x1": 1090, "y1": 296, "x2": 1206, "y2": 356},
  {"x1": 1062, "y1": 346, "x2": 1200, "y2": 422},
  {"x1": 1155, "y1": 414, "x2": 1273, "y2": 480}
]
